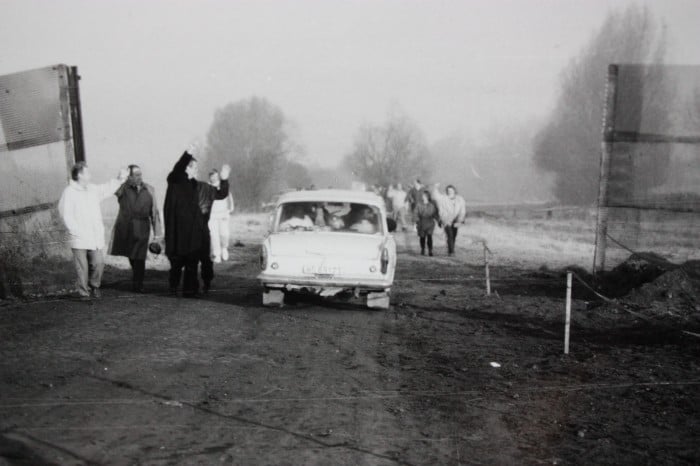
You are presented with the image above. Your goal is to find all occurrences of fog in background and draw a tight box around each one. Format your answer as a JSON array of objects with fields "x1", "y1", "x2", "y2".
[{"x1": 1, "y1": 0, "x2": 699, "y2": 206}]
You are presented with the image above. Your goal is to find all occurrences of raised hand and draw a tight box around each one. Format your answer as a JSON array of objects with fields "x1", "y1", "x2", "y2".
[
  {"x1": 186, "y1": 141, "x2": 200, "y2": 156},
  {"x1": 220, "y1": 164, "x2": 231, "y2": 180},
  {"x1": 118, "y1": 167, "x2": 129, "y2": 182}
]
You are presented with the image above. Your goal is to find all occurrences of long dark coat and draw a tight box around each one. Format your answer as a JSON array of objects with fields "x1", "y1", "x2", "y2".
[
  {"x1": 163, "y1": 152, "x2": 229, "y2": 257},
  {"x1": 415, "y1": 201, "x2": 439, "y2": 236},
  {"x1": 110, "y1": 182, "x2": 161, "y2": 260}
]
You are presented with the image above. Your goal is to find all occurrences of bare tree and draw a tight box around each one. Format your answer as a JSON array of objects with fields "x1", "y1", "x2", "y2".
[
  {"x1": 203, "y1": 97, "x2": 303, "y2": 209},
  {"x1": 282, "y1": 160, "x2": 312, "y2": 191},
  {"x1": 344, "y1": 111, "x2": 431, "y2": 187},
  {"x1": 533, "y1": 4, "x2": 668, "y2": 205}
]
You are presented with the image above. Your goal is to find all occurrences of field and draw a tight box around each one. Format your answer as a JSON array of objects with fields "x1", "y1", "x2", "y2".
[
  {"x1": 104, "y1": 209, "x2": 600, "y2": 273},
  {"x1": 1, "y1": 210, "x2": 699, "y2": 464}
]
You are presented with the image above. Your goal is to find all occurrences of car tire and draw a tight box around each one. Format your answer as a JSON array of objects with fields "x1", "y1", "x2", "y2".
[
  {"x1": 367, "y1": 291, "x2": 390, "y2": 310},
  {"x1": 262, "y1": 288, "x2": 285, "y2": 307}
]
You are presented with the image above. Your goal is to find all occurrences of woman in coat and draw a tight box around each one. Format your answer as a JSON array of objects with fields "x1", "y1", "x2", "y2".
[
  {"x1": 431, "y1": 183, "x2": 466, "y2": 256},
  {"x1": 414, "y1": 190, "x2": 440, "y2": 256},
  {"x1": 110, "y1": 165, "x2": 162, "y2": 292}
]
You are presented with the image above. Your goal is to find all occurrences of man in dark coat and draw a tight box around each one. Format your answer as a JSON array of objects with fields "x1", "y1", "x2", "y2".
[
  {"x1": 109, "y1": 165, "x2": 162, "y2": 292},
  {"x1": 406, "y1": 179, "x2": 424, "y2": 221},
  {"x1": 194, "y1": 168, "x2": 232, "y2": 293},
  {"x1": 164, "y1": 151, "x2": 229, "y2": 297}
]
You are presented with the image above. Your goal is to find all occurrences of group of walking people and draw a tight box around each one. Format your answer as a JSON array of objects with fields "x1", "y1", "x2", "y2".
[
  {"x1": 382, "y1": 180, "x2": 467, "y2": 257},
  {"x1": 58, "y1": 149, "x2": 234, "y2": 300}
]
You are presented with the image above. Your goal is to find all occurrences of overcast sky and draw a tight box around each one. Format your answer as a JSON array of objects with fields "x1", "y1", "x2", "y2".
[{"x1": 1, "y1": 0, "x2": 699, "y2": 178}]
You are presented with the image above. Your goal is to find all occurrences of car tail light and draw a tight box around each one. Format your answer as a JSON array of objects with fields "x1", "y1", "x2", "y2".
[
  {"x1": 261, "y1": 245, "x2": 268, "y2": 270},
  {"x1": 381, "y1": 248, "x2": 389, "y2": 274}
]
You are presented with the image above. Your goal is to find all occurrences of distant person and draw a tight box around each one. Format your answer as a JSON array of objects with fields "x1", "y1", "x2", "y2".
[
  {"x1": 387, "y1": 183, "x2": 408, "y2": 231},
  {"x1": 414, "y1": 190, "x2": 440, "y2": 256},
  {"x1": 195, "y1": 164, "x2": 232, "y2": 291},
  {"x1": 109, "y1": 165, "x2": 162, "y2": 293},
  {"x1": 163, "y1": 149, "x2": 230, "y2": 297},
  {"x1": 58, "y1": 162, "x2": 128, "y2": 300},
  {"x1": 406, "y1": 179, "x2": 424, "y2": 221},
  {"x1": 208, "y1": 169, "x2": 235, "y2": 263},
  {"x1": 432, "y1": 183, "x2": 466, "y2": 256}
]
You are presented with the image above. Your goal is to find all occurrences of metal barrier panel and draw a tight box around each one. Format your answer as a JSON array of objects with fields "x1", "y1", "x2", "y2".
[
  {"x1": 595, "y1": 65, "x2": 700, "y2": 271},
  {"x1": 0, "y1": 64, "x2": 77, "y2": 297},
  {"x1": 0, "y1": 65, "x2": 69, "y2": 150},
  {"x1": 0, "y1": 65, "x2": 73, "y2": 213}
]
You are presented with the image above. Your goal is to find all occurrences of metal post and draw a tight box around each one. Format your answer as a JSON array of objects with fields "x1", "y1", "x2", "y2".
[
  {"x1": 593, "y1": 64, "x2": 618, "y2": 275},
  {"x1": 484, "y1": 243, "x2": 491, "y2": 296},
  {"x1": 564, "y1": 272, "x2": 572, "y2": 354},
  {"x1": 67, "y1": 66, "x2": 86, "y2": 162}
]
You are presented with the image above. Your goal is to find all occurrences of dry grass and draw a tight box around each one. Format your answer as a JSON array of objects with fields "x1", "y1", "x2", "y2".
[
  {"x1": 98, "y1": 207, "x2": 700, "y2": 277},
  {"x1": 453, "y1": 217, "x2": 596, "y2": 269}
]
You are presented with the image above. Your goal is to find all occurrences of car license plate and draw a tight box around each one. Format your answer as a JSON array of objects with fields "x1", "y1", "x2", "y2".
[{"x1": 302, "y1": 264, "x2": 341, "y2": 276}]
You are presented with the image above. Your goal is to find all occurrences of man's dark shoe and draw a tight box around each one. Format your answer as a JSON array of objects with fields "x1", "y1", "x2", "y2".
[
  {"x1": 429, "y1": 250, "x2": 433, "y2": 256},
  {"x1": 202, "y1": 283, "x2": 210, "y2": 295}
]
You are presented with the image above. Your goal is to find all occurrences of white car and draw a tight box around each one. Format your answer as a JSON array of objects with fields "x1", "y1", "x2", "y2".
[{"x1": 258, "y1": 189, "x2": 397, "y2": 309}]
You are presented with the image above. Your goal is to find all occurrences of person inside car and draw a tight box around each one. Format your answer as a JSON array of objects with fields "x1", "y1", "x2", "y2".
[
  {"x1": 279, "y1": 204, "x2": 314, "y2": 230},
  {"x1": 348, "y1": 205, "x2": 378, "y2": 234}
]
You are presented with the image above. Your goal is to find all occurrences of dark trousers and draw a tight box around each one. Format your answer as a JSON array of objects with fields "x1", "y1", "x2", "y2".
[
  {"x1": 199, "y1": 233, "x2": 214, "y2": 289},
  {"x1": 444, "y1": 225, "x2": 459, "y2": 254},
  {"x1": 129, "y1": 259, "x2": 145, "y2": 290},
  {"x1": 199, "y1": 248, "x2": 213, "y2": 288},
  {"x1": 419, "y1": 235, "x2": 433, "y2": 253},
  {"x1": 168, "y1": 252, "x2": 199, "y2": 294}
]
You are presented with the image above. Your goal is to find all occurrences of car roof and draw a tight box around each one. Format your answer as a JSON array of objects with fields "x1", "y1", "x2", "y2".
[{"x1": 276, "y1": 189, "x2": 385, "y2": 207}]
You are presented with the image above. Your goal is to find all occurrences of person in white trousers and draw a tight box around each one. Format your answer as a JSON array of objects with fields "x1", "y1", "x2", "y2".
[{"x1": 208, "y1": 169, "x2": 234, "y2": 263}]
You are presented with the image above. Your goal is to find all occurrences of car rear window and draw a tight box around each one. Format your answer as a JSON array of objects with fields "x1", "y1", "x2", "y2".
[{"x1": 275, "y1": 202, "x2": 382, "y2": 234}]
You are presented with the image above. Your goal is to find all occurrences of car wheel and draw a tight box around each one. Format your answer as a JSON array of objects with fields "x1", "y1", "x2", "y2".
[
  {"x1": 262, "y1": 288, "x2": 285, "y2": 307},
  {"x1": 367, "y1": 291, "x2": 390, "y2": 310}
]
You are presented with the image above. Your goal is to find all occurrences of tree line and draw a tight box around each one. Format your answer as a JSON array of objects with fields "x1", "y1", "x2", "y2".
[{"x1": 202, "y1": 4, "x2": 670, "y2": 209}]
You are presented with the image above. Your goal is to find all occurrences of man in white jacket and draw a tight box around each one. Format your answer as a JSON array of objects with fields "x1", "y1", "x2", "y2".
[{"x1": 58, "y1": 162, "x2": 128, "y2": 299}]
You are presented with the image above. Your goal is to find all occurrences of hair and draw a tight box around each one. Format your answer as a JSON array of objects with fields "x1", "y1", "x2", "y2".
[
  {"x1": 128, "y1": 164, "x2": 140, "y2": 176},
  {"x1": 445, "y1": 184, "x2": 457, "y2": 194},
  {"x1": 71, "y1": 162, "x2": 87, "y2": 181},
  {"x1": 421, "y1": 189, "x2": 432, "y2": 202},
  {"x1": 415, "y1": 179, "x2": 422, "y2": 184},
  {"x1": 209, "y1": 169, "x2": 219, "y2": 177},
  {"x1": 187, "y1": 157, "x2": 197, "y2": 166}
]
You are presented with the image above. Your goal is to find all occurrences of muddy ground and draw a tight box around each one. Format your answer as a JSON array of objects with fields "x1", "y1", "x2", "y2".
[{"x1": 1, "y1": 231, "x2": 699, "y2": 465}]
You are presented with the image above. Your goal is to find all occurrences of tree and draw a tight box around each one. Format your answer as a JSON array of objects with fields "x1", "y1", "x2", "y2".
[
  {"x1": 282, "y1": 160, "x2": 312, "y2": 191},
  {"x1": 203, "y1": 97, "x2": 303, "y2": 209},
  {"x1": 533, "y1": 4, "x2": 668, "y2": 204},
  {"x1": 343, "y1": 111, "x2": 431, "y2": 187}
]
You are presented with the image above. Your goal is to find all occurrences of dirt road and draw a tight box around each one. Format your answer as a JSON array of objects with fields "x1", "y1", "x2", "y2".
[{"x1": 1, "y1": 234, "x2": 699, "y2": 465}]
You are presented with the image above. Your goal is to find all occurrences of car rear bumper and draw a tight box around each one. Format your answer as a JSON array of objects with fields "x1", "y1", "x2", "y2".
[{"x1": 258, "y1": 272, "x2": 392, "y2": 291}]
